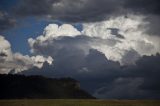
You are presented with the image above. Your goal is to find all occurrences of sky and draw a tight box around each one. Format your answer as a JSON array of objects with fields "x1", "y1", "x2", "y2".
[{"x1": 0, "y1": 0, "x2": 160, "y2": 99}]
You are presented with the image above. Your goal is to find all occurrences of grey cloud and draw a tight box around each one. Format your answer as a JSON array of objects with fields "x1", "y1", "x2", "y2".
[
  {"x1": 124, "y1": 0, "x2": 160, "y2": 15},
  {"x1": 0, "y1": 52, "x2": 7, "y2": 57},
  {"x1": 21, "y1": 47, "x2": 160, "y2": 99},
  {"x1": 94, "y1": 78, "x2": 144, "y2": 99},
  {"x1": 0, "y1": 11, "x2": 16, "y2": 31},
  {"x1": 14, "y1": 0, "x2": 160, "y2": 22},
  {"x1": 142, "y1": 15, "x2": 160, "y2": 36},
  {"x1": 11, "y1": 0, "x2": 160, "y2": 37},
  {"x1": 121, "y1": 49, "x2": 140, "y2": 65},
  {"x1": 14, "y1": 0, "x2": 123, "y2": 22},
  {"x1": 85, "y1": 53, "x2": 160, "y2": 99},
  {"x1": 91, "y1": 53, "x2": 160, "y2": 98},
  {"x1": 15, "y1": 0, "x2": 59, "y2": 16},
  {"x1": 31, "y1": 35, "x2": 92, "y2": 56},
  {"x1": 107, "y1": 28, "x2": 125, "y2": 39}
]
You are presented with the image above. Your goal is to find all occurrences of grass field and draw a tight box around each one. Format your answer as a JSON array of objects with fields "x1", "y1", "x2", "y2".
[{"x1": 0, "y1": 99, "x2": 160, "y2": 106}]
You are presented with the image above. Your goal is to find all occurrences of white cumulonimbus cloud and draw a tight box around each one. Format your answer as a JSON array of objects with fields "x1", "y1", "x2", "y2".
[
  {"x1": 83, "y1": 15, "x2": 160, "y2": 64},
  {"x1": 28, "y1": 15, "x2": 160, "y2": 65},
  {"x1": 0, "y1": 35, "x2": 53, "y2": 74}
]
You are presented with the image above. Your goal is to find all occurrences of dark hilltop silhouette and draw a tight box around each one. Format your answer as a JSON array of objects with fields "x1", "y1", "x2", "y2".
[{"x1": 0, "y1": 74, "x2": 95, "y2": 99}]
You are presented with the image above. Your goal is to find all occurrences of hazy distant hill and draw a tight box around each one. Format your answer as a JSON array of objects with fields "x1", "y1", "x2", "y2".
[{"x1": 0, "y1": 74, "x2": 95, "y2": 99}]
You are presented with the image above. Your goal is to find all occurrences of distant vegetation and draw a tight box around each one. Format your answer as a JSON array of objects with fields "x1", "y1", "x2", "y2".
[
  {"x1": 0, "y1": 99, "x2": 160, "y2": 106},
  {"x1": 0, "y1": 74, "x2": 95, "y2": 99}
]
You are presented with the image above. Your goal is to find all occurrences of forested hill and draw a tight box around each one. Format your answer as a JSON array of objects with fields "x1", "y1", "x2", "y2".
[{"x1": 0, "y1": 74, "x2": 95, "y2": 99}]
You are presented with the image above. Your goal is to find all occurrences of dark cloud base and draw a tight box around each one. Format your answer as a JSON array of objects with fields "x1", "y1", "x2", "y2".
[
  {"x1": 0, "y1": 11, "x2": 16, "y2": 32},
  {"x1": 20, "y1": 49, "x2": 160, "y2": 99},
  {"x1": 14, "y1": 0, "x2": 160, "y2": 22}
]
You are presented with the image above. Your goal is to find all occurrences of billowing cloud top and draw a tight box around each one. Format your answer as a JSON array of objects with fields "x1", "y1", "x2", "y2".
[
  {"x1": 28, "y1": 15, "x2": 160, "y2": 65},
  {"x1": 0, "y1": 35, "x2": 53, "y2": 74}
]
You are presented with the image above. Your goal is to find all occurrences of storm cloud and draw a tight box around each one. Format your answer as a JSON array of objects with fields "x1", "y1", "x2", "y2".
[
  {"x1": 21, "y1": 49, "x2": 160, "y2": 99},
  {"x1": 1, "y1": 0, "x2": 160, "y2": 36},
  {"x1": 14, "y1": 0, "x2": 160, "y2": 22},
  {"x1": 28, "y1": 15, "x2": 160, "y2": 65},
  {"x1": 12, "y1": 0, "x2": 160, "y2": 37},
  {"x1": 0, "y1": 11, "x2": 16, "y2": 31},
  {"x1": 14, "y1": 0, "x2": 122, "y2": 22},
  {"x1": 22, "y1": 20, "x2": 160, "y2": 99},
  {"x1": 94, "y1": 54, "x2": 160, "y2": 99}
]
